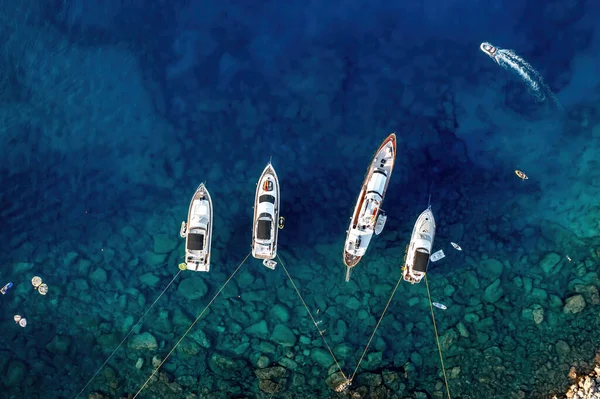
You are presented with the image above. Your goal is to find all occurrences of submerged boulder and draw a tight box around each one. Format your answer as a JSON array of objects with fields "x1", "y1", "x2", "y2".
[
  {"x1": 270, "y1": 324, "x2": 297, "y2": 347},
  {"x1": 563, "y1": 295, "x2": 586, "y2": 314},
  {"x1": 128, "y1": 332, "x2": 158, "y2": 351},
  {"x1": 177, "y1": 276, "x2": 208, "y2": 300},
  {"x1": 540, "y1": 252, "x2": 562, "y2": 275}
]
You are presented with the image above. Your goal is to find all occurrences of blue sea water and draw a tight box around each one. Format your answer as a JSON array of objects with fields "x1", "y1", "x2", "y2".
[{"x1": 1, "y1": 0, "x2": 600, "y2": 398}]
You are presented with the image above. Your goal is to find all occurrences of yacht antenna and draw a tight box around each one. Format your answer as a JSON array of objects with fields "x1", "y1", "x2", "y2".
[{"x1": 427, "y1": 182, "x2": 433, "y2": 209}]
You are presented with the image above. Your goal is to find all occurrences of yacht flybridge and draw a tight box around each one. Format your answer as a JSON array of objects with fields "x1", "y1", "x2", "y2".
[
  {"x1": 343, "y1": 133, "x2": 396, "y2": 282},
  {"x1": 403, "y1": 206, "x2": 436, "y2": 284},
  {"x1": 180, "y1": 183, "x2": 213, "y2": 272},
  {"x1": 252, "y1": 162, "x2": 281, "y2": 270}
]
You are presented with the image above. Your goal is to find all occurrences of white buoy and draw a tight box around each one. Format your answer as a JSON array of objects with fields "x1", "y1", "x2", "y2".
[
  {"x1": 32, "y1": 276, "x2": 42, "y2": 288},
  {"x1": 38, "y1": 283, "x2": 49, "y2": 295}
]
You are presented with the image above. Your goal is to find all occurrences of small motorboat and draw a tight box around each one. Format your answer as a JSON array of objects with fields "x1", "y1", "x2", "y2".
[
  {"x1": 403, "y1": 206, "x2": 436, "y2": 284},
  {"x1": 252, "y1": 162, "x2": 280, "y2": 269},
  {"x1": 179, "y1": 183, "x2": 213, "y2": 272},
  {"x1": 343, "y1": 133, "x2": 396, "y2": 282}
]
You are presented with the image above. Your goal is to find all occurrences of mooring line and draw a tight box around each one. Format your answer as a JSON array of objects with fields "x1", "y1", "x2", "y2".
[
  {"x1": 75, "y1": 267, "x2": 183, "y2": 399},
  {"x1": 133, "y1": 252, "x2": 251, "y2": 398},
  {"x1": 350, "y1": 272, "x2": 403, "y2": 382},
  {"x1": 276, "y1": 254, "x2": 349, "y2": 381},
  {"x1": 425, "y1": 274, "x2": 451, "y2": 399}
]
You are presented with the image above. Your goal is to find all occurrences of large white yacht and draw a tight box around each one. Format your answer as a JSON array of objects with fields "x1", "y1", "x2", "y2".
[
  {"x1": 252, "y1": 162, "x2": 280, "y2": 270},
  {"x1": 343, "y1": 133, "x2": 396, "y2": 282},
  {"x1": 179, "y1": 183, "x2": 213, "y2": 272},
  {"x1": 403, "y1": 206, "x2": 436, "y2": 284}
]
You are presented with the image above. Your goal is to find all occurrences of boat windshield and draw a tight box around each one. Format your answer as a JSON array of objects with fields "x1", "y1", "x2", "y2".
[
  {"x1": 413, "y1": 250, "x2": 430, "y2": 272},
  {"x1": 257, "y1": 219, "x2": 272, "y2": 240},
  {"x1": 188, "y1": 232, "x2": 205, "y2": 250}
]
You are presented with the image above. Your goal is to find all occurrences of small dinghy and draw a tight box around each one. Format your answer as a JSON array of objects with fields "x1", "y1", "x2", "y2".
[
  {"x1": 179, "y1": 183, "x2": 213, "y2": 272},
  {"x1": 343, "y1": 133, "x2": 396, "y2": 282},
  {"x1": 403, "y1": 206, "x2": 436, "y2": 284},
  {"x1": 252, "y1": 162, "x2": 280, "y2": 269}
]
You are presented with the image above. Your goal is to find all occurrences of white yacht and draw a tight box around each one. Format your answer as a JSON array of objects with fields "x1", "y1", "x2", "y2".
[
  {"x1": 343, "y1": 133, "x2": 396, "y2": 282},
  {"x1": 179, "y1": 183, "x2": 213, "y2": 272},
  {"x1": 252, "y1": 162, "x2": 280, "y2": 269},
  {"x1": 403, "y1": 206, "x2": 436, "y2": 284}
]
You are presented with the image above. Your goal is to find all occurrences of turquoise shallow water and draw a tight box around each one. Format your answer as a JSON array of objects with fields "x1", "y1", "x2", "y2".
[{"x1": 1, "y1": 1, "x2": 600, "y2": 398}]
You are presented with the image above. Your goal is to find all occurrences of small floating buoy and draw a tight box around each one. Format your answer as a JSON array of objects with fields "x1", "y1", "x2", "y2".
[
  {"x1": 432, "y1": 302, "x2": 447, "y2": 310},
  {"x1": 31, "y1": 276, "x2": 42, "y2": 288},
  {"x1": 515, "y1": 170, "x2": 528, "y2": 180},
  {"x1": 38, "y1": 283, "x2": 49, "y2": 295},
  {"x1": 178, "y1": 262, "x2": 187, "y2": 271},
  {"x1": 450, "y1": 242, "x2": 462, "y2": 251}
]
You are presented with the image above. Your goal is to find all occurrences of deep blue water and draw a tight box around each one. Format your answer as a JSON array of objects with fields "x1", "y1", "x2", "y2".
[{"x1": 1, "y1": 0, "x2": 600, "y2": 398}]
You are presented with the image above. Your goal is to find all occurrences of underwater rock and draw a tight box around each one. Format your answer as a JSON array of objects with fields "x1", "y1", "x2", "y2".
[
  {"x1": 46, "y1": 334, "x2": 71, "y2": 354},
  {"x1": 356, "y1": 372, "x2": 383, "y2": 387},
  {"x1": 269, "y1": 303, "x2": 291, "y2": 323},
  {"x1": 90, "y1": 268, "x2": 108, "y2": 284},
  {"x1": 63, "y1": 251, "x2": 79, "y2": 266},
  {"x1": 271, "y1": 324, "x2": 297, "y2": 347},
  {"x1": 121, "y1": 314, "x2": 134, "y2": 332},
  {"x1": 532, "y1": 287, "x2": 549, "y2": 301},
  {"x1": 260, "y1": 341, "x2": 277, "y2": 354},
  {"x1": 410, "y1": 352, "x2": 423, "y2": 368},
  {"x1": 477, "y1": 258, "x2": 504, "y2": 280},
  {"x1": 255, "y1": 365, "x2": 286, "y2": 380},
  {"x1": 139, "y1": 272, "x2": 160, "y2": 288},
  {"x1": 440, "y1": 329, "x2": 459, "y2": 351},
  {"x1": 540, "y1": 252, "x2": 562, "y2": 275},
  {"x1": 334, "y1": 342, "x2": 354, "y2": 357},
  {"x1": 3, "y1": 360, "x2": 26, "y2": 387},
  {"x1": 190, "y1": 328, "x2": 211, "y2": 349},
  {"x1": 345, "y1": 296, "x2": 361, "y2": 310},
  {"x1": 12, "y1": 262, "x2": 35, "y2": 274},
  {"x1": 464, "y1": 313, "x2": 480, "y2": 323},
  {"x1": 128, "y1": 332, "x2": 158, "y2": 351},
  {"x1": 279, "y1": 357, "x2": 298, "y2": 371},
  {"x1": 233, "y1": 342, "x2": 250, "y2": 355},
  {"x1": 256, "y1": 355, "x2": 270, "y2": 368},
  {"x1": 208, "y1": 352, "x2": 246, "y2": 376},
  {"x1": 563, "y1": 295, "x2": 586, "y2": 314},
  {"x1": 456, "y1": 322, "x2": 470, "y2": 338},
  {"x1": 153, "y1": 233, "x2": 178, "y2": 254},
  {"x1": 177, "y1": 276, "x2": 208, "y2": 300},
  {"x1": 573, "y1": 284, "x2": 600, "y2": 305},
  {"x1": 245, "y1": 320, "x2": 269, "y2": 338},
  {"x1": 483, "y1": 279, "x2": 504, "y2": 303},
  {"x1": 141, "y1": 251, "x2": 167, "y2": 266},
  {"x1": 555, "y1": 340, "x2": 571, "y2": 361},
  {"x1": 258, "y1": 379, "x2": 283, "y2": 394},
  {"x1": 311, "y1": 348, "x2": 335, "y2": 368},
  {"x1": 532, "y1": 305, "x2": 544, "y2": 324},
  {"x1": 178, "y1": 339, "x2": 201, "y2": 356}
]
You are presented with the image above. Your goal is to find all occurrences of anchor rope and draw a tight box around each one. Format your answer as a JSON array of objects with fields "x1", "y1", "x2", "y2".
[
  {"x1": 425, "y1": 274, "x2": 451, "y2": 399},
  {"x1": 277, "y1": 254, "x2": 349, "y2": 381},
  {"x1": 350, "y1": 271, "x2": 403, "y2": 382},
  {"x1": 133, "y1": 252, "x2": 251, "y2": 398},
  {"x1": 75, "y1": 266, "x2": 183, "y2": 399}
]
